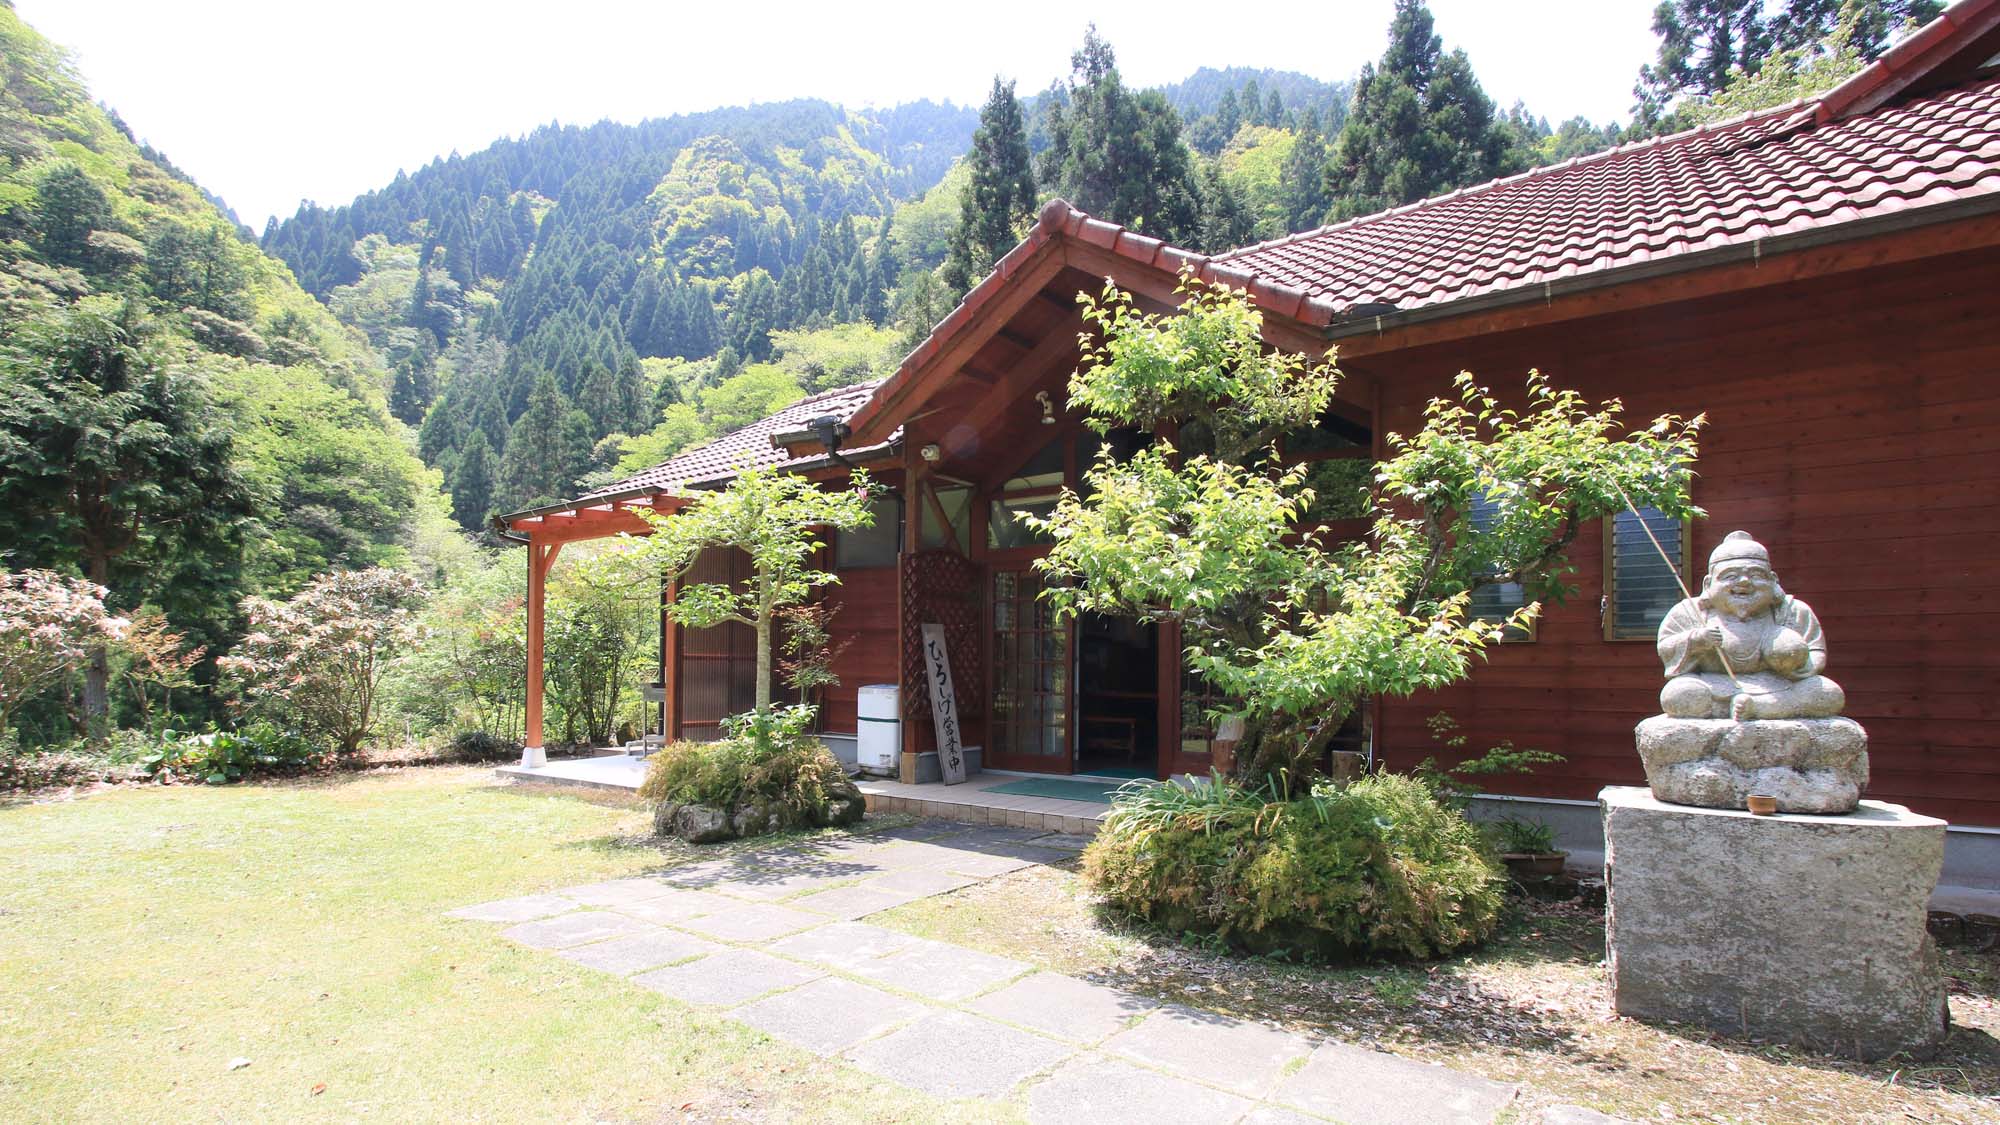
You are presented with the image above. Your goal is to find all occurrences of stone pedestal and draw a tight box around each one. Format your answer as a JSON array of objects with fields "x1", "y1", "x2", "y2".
[
  {"x1": 1635, "y1": 715, "x2": 1867, "y2": 813},
  {"x1": 1601, "y1": 785, "x2": 1948, "y2": 1060}
]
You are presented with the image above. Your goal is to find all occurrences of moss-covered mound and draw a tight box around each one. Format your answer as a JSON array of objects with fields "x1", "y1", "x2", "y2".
[
  {"x1": 1083, "y1": 773, "x2": 1504, "y2": 960},
  {"x1": 639, "y1": 713, "x2": 862, "y2": 843}
]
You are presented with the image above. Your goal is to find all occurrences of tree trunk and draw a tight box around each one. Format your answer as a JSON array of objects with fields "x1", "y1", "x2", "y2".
[{"x1": 754, "y1": 605, "x2": 773, "y2": 712}]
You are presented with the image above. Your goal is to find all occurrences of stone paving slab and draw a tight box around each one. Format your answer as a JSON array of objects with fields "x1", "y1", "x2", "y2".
[
  {"x1": 970, "y1": 972, "x2": 1156, "y2": 1044},
  {"x1": 934, "y1": 850, "x2": 1038, "y2": 878},
  {"x1": 1024, "y1": 1053, "x2": 1252, "y2": 1125},
  {"x1": 499, "y1": 910, "x2": 658, "y2": 950},
  {"x1": 608, "y1": 888, "x2": 742, "y2": 925},
  {"x1": 788, "y1": 883, "x2": 923, "y2": 920},
  {"x1": 631, "y1": 949, "x2": 824, "y2": 1006},
  {"x1": 558, "y1": 877, "x2": 681, "y2": 908},
  {"x1": 863, "y1": 867, "x2": 982, "y2": 896},
  {"x1": 847, "y1": 1010, "x2": 1075, "y2": 1099},
  {"x1": 732, "y1": 976, "x2": 931, "y2": 1054},
  {"x1": 673, "y1": 903, "x2": 825, "y2": 942},
  {"x1": 1102, "y1": 1005, "x2": 1315, "y2": 1099},
  {"x1": 865, "y1": 841, "x2": 979, "y2": 869},
  {"x1": 447, "y1": 893, "x2": 578, "y2": 923},
  {"x1": 766, "y1": 921, "x2": 923, "y2": 970},
  {"x1": 849, "y1": 938, "x2": 1032, "y2": 1001},
  {"x1": 554, "y1": 927, "x2": 724, "y2": 975},
  {"x1": 1269, "y1": 1040, "x2": 1515, "y2": 1125}
]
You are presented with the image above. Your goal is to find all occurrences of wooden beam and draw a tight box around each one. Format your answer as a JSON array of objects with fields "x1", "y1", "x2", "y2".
[
  {"x1": 522, "y1": 537, "x2": 562, "y2": 764},
  {"x1": 1062, "y1": 241, "x2": 1331, "y2": 357},
  {"x1": 848, "y1": 241, "x2": 1070, "y2": 445}
]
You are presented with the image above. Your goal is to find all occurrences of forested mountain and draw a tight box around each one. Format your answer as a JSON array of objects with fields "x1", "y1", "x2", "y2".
[
  {"x1": 263, "y1": 100, "x2": 978, "y2": 526},
  {"x1": 0, "y1": 6, "x2": 431, "y2": 715}
]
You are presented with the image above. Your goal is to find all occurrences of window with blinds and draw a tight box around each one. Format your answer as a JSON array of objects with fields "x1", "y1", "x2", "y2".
[
  {"x1": 1466, "y1": 492, "x2": 1533, "y2": 641},
  {"x1": 1605, "y1": 507, "x2": 1690, "y2": 640}
]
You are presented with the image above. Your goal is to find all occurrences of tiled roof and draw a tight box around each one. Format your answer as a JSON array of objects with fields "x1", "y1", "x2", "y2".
[
  {"x1": 1214, "y1": 70, "x2": 2000, "y2": 319},
  {"x1": 580, "y1": 379, "x2": 896, "y2": 500}
]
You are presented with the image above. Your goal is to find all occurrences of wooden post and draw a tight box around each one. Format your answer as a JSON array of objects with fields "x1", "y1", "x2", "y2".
[{"x1": 523, "y1": 538, "x2": 562, "y2": 767}]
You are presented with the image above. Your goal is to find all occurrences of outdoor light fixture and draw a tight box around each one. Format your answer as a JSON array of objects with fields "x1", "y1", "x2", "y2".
[
  {"x1": 1035, "y1": 390, "x2": 1055, "y2": 424},
  {"x1": 920, "y1": 442, "x2": 942, "y2": 462}
]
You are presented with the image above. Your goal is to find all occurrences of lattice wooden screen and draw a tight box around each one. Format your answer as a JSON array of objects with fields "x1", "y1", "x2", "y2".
[{"x1": 900, "y1": 549, "x2": 984, "y2": 721}]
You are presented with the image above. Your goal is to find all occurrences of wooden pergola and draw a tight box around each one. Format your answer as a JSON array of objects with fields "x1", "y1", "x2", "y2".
[{"x1": 497, "y1": 490, "x2": 679, "y2": 766}]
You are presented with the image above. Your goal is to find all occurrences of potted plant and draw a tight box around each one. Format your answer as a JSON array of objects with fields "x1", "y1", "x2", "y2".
[{"x1": 1488, "y1": 816, "x2": 1567, "y2": 879}]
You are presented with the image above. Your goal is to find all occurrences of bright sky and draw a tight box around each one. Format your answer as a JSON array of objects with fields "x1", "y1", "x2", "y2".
[{"x1": 20, "y1": 0, "x2": 1661, "y2": 229}]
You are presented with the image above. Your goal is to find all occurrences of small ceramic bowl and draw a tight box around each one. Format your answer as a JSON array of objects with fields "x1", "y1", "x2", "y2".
[{"x1": 1746, "y1": 793, "x2": 1779, "y2": 816}]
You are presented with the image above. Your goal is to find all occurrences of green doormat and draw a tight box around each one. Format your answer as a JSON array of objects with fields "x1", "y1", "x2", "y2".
[{"x1": 984, "y1": 777, "x2": 1126, "y2": 804}]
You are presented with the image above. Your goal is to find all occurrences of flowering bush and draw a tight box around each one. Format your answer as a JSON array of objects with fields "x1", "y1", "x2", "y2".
[
  {"x1": 220, "y1": 568, "x2": 425, "y2": 755},
  {"x1": 0, "y1": 570, "x2": 126, "y2": 734}
]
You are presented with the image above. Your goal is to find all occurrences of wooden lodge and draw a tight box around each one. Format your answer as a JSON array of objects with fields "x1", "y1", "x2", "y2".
[{"x1": 500, "y1": 0, "x2": 2000, "y2": 845}]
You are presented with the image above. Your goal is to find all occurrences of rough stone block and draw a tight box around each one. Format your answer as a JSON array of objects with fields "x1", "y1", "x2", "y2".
[
  {"x1": 1601, "y1": 785, "x2": 1948, "y2": 1060},
  {"x1": 1635, "y1": 716, "x2": 1867, "y2": 813}
]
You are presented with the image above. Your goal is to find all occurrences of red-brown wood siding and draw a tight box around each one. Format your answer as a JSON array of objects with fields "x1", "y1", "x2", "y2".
[
  {"x1": 820, "y1": 564, "x2": 900, "y2": 732},
  {"x1": 1359, "y1": 244, "x2": 2000, "y2": 826}
]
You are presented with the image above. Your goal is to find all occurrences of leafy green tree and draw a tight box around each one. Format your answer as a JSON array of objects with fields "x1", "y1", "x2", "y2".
[
  {"x1": 1633, "y1": 0, "x2": 1775, "y2": 131},
  {"x1": 496, "y1": 374, "x2": 592, "y2": 510},
  {"x1": 1325, "y1": 0, "x2": 1516, "y2": 220},
  {"x1": 631, "y1": 466, "x2": 872, "y2": 713},
  {"x1": 220, "y1": 567, "x2": 425, "y2": 754},
  {"x1": 1193, "y1": 160, "x2": 1256, "y2": 252},
  {"x1": 1277, "y1": 120, "x2": 1330, "y2": 234},
  {"x1": 1039, "y1": 27, "x2": 1202, "y2": 243},
  {"x1": 943, "y1": 78, "x2": 1038, "y2": 295},
  {"x1": 1033, "y1": 278, "x2": 1701, "y2": 789},
  {"x1": 450, "y1": 431, "x2": 496, "y2": 531},
  {"x1": 0, "y1": 298, "x2": 249, "y2": 730},
  {"x1": 34, "y1": 161, "x2": 113, "y2": 269}
]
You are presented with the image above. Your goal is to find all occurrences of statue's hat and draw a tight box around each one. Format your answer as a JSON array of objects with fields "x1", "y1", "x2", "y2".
[{"x1": 1708, "y1": 530, "x2": 1771, "y2": 568}]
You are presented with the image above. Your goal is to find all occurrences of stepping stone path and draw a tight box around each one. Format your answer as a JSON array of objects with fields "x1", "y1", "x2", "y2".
[{"x1": 449, "y1": 820, "x2": 1525, "y2": 1123}]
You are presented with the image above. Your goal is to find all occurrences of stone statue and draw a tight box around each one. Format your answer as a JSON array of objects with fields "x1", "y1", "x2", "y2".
[{"x1": 1635, "y1": 531, "x2": 1869, "y2": 813}]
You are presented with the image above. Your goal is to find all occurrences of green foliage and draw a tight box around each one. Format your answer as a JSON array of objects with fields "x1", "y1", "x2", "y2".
[
  {"x1": 1035, "y1": 279, "x2": 1700, "y2": 789},
  {"x1": 1039, "y1": 27, "x2": 1203, "y2": 243},
  {"x1": 1083, "y1": 773, "x2": 1505, "y2": 960},
  {"x1": 631, "y1": 466, "x2": 872, "y2": 712},
  {"x1": 143, "y1": 723, "x2": 324, "y2": 785},
  {"x1": 1325, "y1": 0, "x2": 1520, "y2": 220},
  {"x1": 439, "y1": 730, "x2": 522, "y2": 764},
  {"x1": 637, "y1": 705, "x2": 851, "y2": 830},
  {"x1": 943, "y1": 78, "x2": 1037, "y2": 294},
  {"x1": 1410, "y1": 711, "x2": 1564, "y2": 809},
  {"x1": 1485, "y1": 816, "x2": 1559, "y2": 856},
  {"x1": 1631, "y1": 0, "x2": 1939, "y2": 133},
  {"x1": 543, "y1": 547, "x2": 656, "y2": 747},
  {"x1": 220, "y1": 567, "x2": 426, "y2": 755}
]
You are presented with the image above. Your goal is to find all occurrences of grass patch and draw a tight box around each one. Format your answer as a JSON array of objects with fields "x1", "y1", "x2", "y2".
[{"x1": 0, "y1": 767, "x2": 1006, "y2": 1123}]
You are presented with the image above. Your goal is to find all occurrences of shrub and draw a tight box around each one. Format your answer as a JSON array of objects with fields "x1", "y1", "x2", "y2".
[
  {"x1": 0, "y1": 733, "x2": 129, "y2": 791},
  {"x1": 441, "y1": 730, "x2": 522, "y2": 764},
  {"x1": 639, "y1": 705, "x2": 858, "y2": 835},
  {"x1": 1083, "y1": 772, "x2": 1504, "y2": 961},
  {"x1": 143, "y1": 723, "x2": 325, "y2": 784},
  {"x1": 220, "y1": 568, "x2": 425, "y2": 755}
]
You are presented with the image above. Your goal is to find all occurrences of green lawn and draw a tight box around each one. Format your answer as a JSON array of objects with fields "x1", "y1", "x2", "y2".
[{"x1": 0, "y1": 769, "x2": 1005, "y2": 1123}]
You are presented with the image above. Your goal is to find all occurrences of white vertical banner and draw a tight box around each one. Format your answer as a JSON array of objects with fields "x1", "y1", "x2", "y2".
[{"x1": 920, "y1": 622, "x2": 967, "y2": 785}]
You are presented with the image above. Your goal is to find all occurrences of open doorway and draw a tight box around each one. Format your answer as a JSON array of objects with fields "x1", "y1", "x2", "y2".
[{"x1": 1075, "y1": 612, "x2": 1159, "y2": 779}]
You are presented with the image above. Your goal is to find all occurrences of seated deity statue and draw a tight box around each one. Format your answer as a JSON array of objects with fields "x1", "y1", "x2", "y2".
[
  {"x1": 1635, "y1": 528, "x2": 1867, "y2": 814},
  {"x1": 1656, "y1": 531, "x2": 1845, "y2": 721}
]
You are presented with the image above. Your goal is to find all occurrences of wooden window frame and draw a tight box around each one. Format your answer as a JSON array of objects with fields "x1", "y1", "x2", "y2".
[{"x1": 1602, "y1": 508, "x2": 1693, "y2": 642}]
